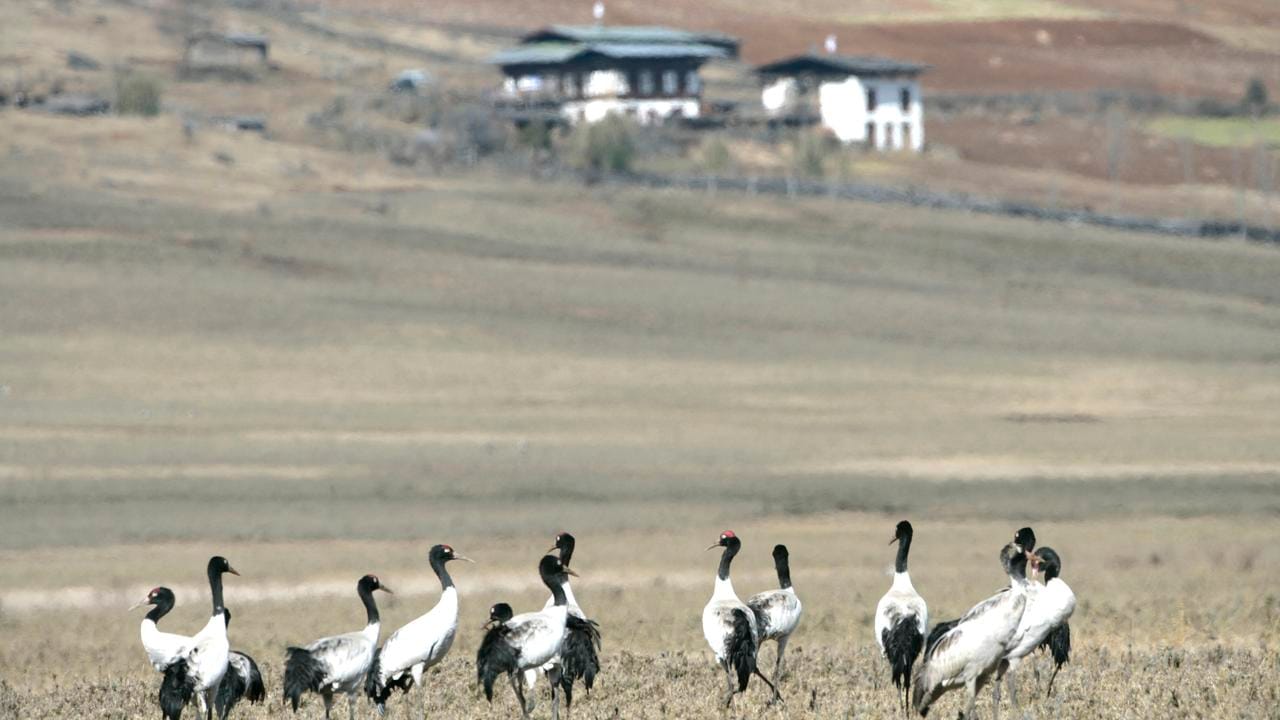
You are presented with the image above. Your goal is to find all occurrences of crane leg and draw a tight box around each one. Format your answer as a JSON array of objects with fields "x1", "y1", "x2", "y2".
[
  {"x1": 549, "y1": 677, "x2": 560, "y2": 720},
  {"x1": 323, "y1": 692, "x2": 333, "y2": 720},
  {"x1": 510, "y1": 673, "x2": 531, "y2": 719},
  {"x1": 1045, "y1": 664, "x2": 1061, "y2": 698},
  {"x1": 773, "y1": 635, "x2": 789, "y2": 684},
  {"x1": 962, "y1": 677, "x2": 977, "y2": 720},
  {"x1": 347, "y1": 693, "x2": 357, "y2": 720},
  {"x1": 722, "y1": 662, "x2": 735, "y2": 708}
]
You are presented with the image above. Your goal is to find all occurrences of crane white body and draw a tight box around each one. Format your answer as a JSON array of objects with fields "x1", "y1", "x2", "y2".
[
  {"x1": 875, "y1": 571, "x2": 927, "y2": 653},
  {"x1": 141, "y1": 619, "x2": 192, "y2": 672},
  {"x1": 377, "y1": 586, "x2": 458, "y2": 687}
]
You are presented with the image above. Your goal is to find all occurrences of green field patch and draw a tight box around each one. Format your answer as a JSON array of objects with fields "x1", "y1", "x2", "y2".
[{"x1": 1146, "y1": 115, "x2": 1280, "y2": 148}]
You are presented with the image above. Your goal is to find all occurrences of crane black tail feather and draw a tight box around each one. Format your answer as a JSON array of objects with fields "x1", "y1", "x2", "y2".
[
  {"x1": 924, "y1": 619, "x2": 958, "y2": 658},
  {"x1": 560, "y1": 615, "x2": 602, "y2": 698},
  {"x1": 726, "y1": 608, "x2": 758, "y2": 693},
  {"x1": 475, "y1": 625, "x2": 520, "y2": 703},
  {"x1": 244, "y1": 653, "x2": 266, "y2": 704},
  {"x1": 885, "y1": 618, "x2": 925, "y2": 691},
  {"x1": 1040, "y1": 622, "x2": 1071, "y2": 668},
  {"x1": 283, "y1": 647, "x2": 325, "y2": 712},
  {"x1": 159, "y1": 659, "x2": 193, "y2": 720}
]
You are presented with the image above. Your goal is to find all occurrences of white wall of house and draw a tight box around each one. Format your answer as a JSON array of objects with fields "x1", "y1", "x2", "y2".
[
  {"x1": 563, "y1": 98, "x2": 700, "y2": 125},
  {"x1": 764, "y1": 74, "x2": 924, "y2": 151},
  {"x1": 502, "y1": 67, "x2": 704, "y2": 126},
  {"x1": 762, "y1": 77, "x2": 797, "y2": 115}
]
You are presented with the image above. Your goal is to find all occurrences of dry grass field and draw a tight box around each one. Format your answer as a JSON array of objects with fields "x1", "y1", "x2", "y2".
[{"x1": 3, "y1": 105, "x2": 1280, "y2": 718}]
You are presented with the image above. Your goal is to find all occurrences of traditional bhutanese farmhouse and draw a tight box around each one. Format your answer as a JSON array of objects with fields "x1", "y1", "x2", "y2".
[
  {"x1": 757, "y1": 53, "x2": 927, "y2": 150},
  {"x1": 491, "y1": 25, "x2": 739, "y2": 125}
]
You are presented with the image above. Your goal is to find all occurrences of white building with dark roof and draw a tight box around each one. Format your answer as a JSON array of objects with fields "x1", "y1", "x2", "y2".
[
  {"x1": 491, "y1": 25, "x2": 738, "y2": 126},
  {"x1": 756, "y1": 53, "x2": 928, "y2": 150}
]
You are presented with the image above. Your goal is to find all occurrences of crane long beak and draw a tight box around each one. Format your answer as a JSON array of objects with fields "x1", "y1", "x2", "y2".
[
  {"x1": 455, "y1": 554, "x2": 476, "y2": 564},
  {"x1": 128, "y1": 597, "x2": 149, "y2": 611},
  {"x1": 889, "y1": 536, "x2": 899, "y2": 545},
  {"x1": 565, "y1": 567, "x2": 580, "y2": 578},
  {"x1": 546, "y1": 545, "x2": 559, "y2": 554},
  {"x1": 705, "y1": 544, "x2": 720, "y2": 551},
  {"x1": 227, "y1": 566, "x2": 241, "y2": 576},
  {"x1": 380, "y1": 583, "x2": 395, "y2": 595}
]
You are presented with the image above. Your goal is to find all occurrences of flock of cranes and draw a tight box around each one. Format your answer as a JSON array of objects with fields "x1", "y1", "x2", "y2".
[{"x1": 133, "y1": 524, "x2": 1073, "y2": 719}]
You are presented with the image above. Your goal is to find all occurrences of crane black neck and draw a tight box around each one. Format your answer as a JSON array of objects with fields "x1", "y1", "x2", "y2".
[
  {"x1": 558, "y1": 540, "x2": 575, "y2": 568},
  {"x1": 549, "y1": 577, "x2": 568, "y2": 606},
  {"x1": 895, "y1": 532, "x2": 913, "y2": 574},
  {"x1": 207, "y1": 563, "x2": 226, "y2": 617},
  {"x1": 430, "y1": 553, "x2": 455, "y2": 590},
  {"x1": 773, "y1": 552, "x2": 792, "y2": 589},
  {"x1": 357, "y1": 579, "x2": 381, "y2": 625},
  {"x1": 147, "y1": 592, "x2": 175, "y2": 623},
  {"x1": 717, "y1": 539, "x2": 740, "y2": 581}
]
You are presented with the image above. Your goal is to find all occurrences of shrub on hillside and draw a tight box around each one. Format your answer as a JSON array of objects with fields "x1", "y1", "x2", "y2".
[
  {"x1": 792, "y1": 130, "x2": 827, "y2": 179},
  {"x1": 572, "y1": 114, "x2": 635, "y2": 174},
  {"x1": 115, "y1": 72, "x2": 162, "y2": 116}
]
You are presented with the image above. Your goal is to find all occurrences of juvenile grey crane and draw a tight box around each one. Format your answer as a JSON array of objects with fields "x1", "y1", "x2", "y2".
[
  {"x1": 875, "y1": 521, "x2": 927, "y2": 713},
  {"x1": 912, "y1": 543, "x2": 1029, "y2": 720},
  {"x1": 283, "y1": 574, "x2": 391, "y2": 719},
  {"x1": 216, "y1": 608, "x2": 265, "y2": 720},
  {"x1": 366, "y1": 545, "x2": 473, "y2": 717},
  {"x1": 747, "y1": 544, "x2": 802, "y2": 685},
  {"x1": 476, "y1": 555, "x2": 577, "y2": 720},
  {"x1": 702, "y1": 531, "x2": 780, "y2": 708}
]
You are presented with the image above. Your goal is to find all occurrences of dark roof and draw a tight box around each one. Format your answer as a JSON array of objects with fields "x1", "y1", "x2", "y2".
[
  {"x1": 522, "y1": 25, "x2": 739, "y2": 54},
  {"x1": 491, "y1": 35, "x2": 729, "y2": 68},
  {"x1": 756, "y1": 53, "x2": 927, "y2": 78}
]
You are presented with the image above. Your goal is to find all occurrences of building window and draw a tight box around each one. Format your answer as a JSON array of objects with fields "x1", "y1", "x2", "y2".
[
  {"x1": 662, "y1": 69, "x2": 679, "y2": 96},
  {"x1": 902, "y1": 122, "x2": 912, "y2": 149},
  {"x1": 866, "y1": 88, "x2": 877, "y2": 112},
  {"x1": 638, "y1": 70, "x2": 655, "y2": 96},
  {"x1": 686, "y1": 71, "x2": 701, "y2": 95},
  {"x1": 563, "y1": 74, "x2": 577, "y2": 97},
  {"x1": 900, "y1": 87, "x2": 911, "y2": 111}
]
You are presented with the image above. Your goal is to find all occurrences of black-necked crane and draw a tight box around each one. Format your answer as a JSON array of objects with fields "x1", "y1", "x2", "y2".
[
  {"x1": 875, "y1": 521, "x2": 927, "y2": 713},
  {"x1": 1022, "y1": 547, "x2": 1075, "y2": 698},
  {"x1": 215, "y1": 608, "x2": 265, "y2": 720},
  {"x1": 747, "y1": 544, "x2": 802, "y2": 685},
  {"x1": 925, "y1": 527, "x2": 1037, "y2": 657},
  {"x1": 131, "y1": 586, "x2": 195, "y2": 720},
  {"x1": 157, "y1": 556, "x2": 239, "y2": 720},
  {"x1": 366, "y1": 544, "x2": 472, "y2": 716},
  {"x1": 132, "y1": 586, "x2": 189, "y2": 673},
  {"x1": 476, "y1": 602, "x2": 518, "y2": 705},
  {"x1": 283, "y1": 574, "x2": 391, "y2": 719},
  {"x1": 912, "y1": 543, "x2": 1028, "y2": 720},
  {"x1": 476, "y1": 555, "x2": 578, "y2": 720},
  {"x1": 524, "y1": 531, "x2": 602, "y2": 709},
  {"x1": 702, "y1": 531, "x2": 780, "y2": 708}
]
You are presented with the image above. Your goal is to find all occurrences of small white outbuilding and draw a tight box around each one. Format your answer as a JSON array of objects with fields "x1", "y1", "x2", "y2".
[{"x1": 757, "y1": 53, "x2": 928, "y2": 151}]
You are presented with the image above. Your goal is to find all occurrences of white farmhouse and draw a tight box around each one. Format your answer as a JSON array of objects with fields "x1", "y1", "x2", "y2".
[
  {"x1": 491, "y1": 25, "x2": 738, "y2": 126},
  {"x1": 757, "y1": 53, "x2": 928, "y2": 150}
]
